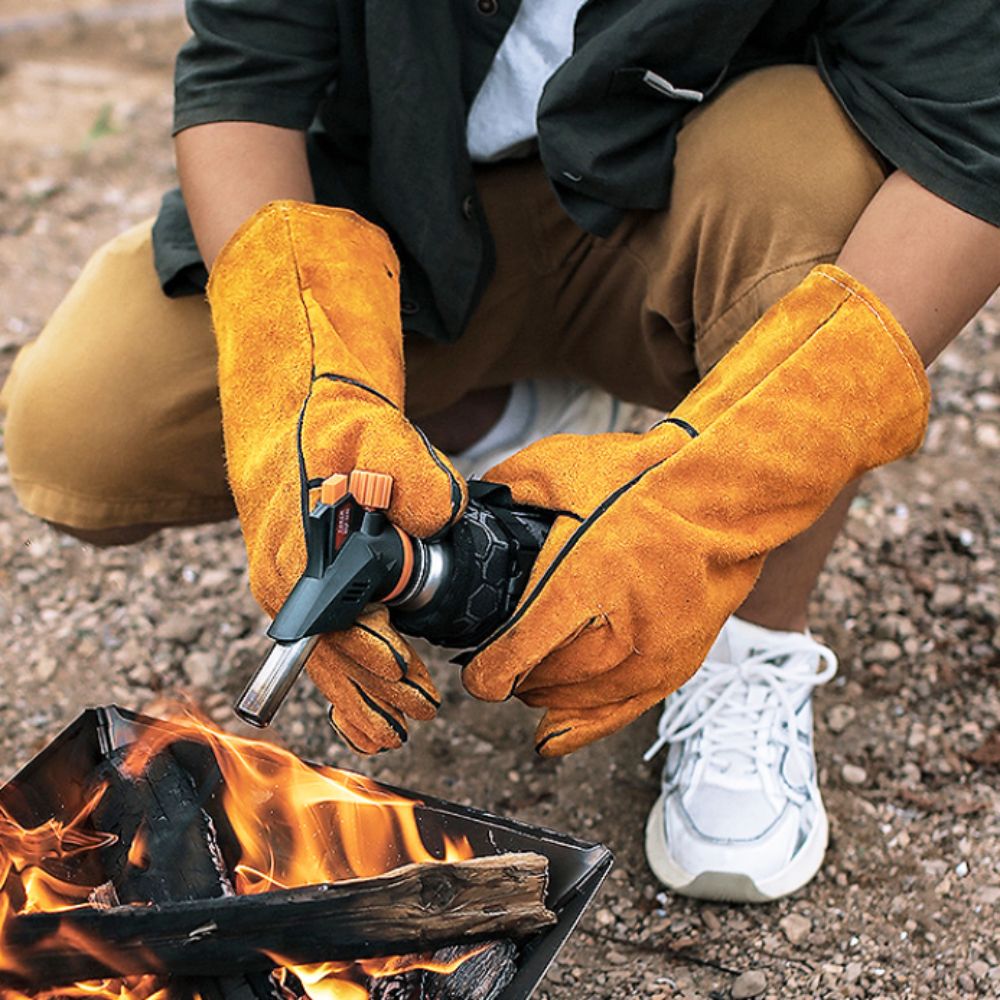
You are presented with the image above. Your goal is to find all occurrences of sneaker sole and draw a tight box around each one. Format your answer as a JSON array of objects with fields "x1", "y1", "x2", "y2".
[{"x1": 643, "y1": 791, "x2": 829, "y2": 903}]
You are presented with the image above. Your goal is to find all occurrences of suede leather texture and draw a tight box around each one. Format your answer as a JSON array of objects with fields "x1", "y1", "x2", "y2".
[
  {"x1": 209, "y1": 201, "x2": 468, "y2": 754},
  {"x1": 462, "y1": 266, "x2": 931, "y2": 757}
]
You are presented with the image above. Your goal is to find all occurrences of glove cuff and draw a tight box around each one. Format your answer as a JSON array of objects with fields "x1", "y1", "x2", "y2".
[
  {"x1": 209, "y1": 201, "x2": 399, "y2": 298},
  {"x1": 811, "y1": 263, "x2": 929, "y2": 400},
  {"x1": 674, "y1": 263, "x2": 930, "y2": 437}
]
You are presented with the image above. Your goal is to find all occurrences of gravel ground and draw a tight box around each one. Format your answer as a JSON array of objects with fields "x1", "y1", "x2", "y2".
[{"x1": 1, "y1": 6, "x2": 998, "y2": 998}]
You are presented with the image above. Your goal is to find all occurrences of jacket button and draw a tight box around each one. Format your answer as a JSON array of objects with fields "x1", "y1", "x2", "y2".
[
  {"x1": 461, "y1": 194, "x2": 474, "y2": 220},
  {"x1": 401, "y1": 299, "x2": 419, "y2": 315},
  {"x1": 477, "y1": 0, "x2": 498, "y2": 15}
]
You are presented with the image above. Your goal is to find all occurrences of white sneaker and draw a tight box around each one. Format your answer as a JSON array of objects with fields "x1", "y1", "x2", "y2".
[
  {"x1": 448, "y1": 379, "x2": 647, "y2": 479},
  {"x1": 643, "y1": 615, "x2": 838, "y2": 903}
]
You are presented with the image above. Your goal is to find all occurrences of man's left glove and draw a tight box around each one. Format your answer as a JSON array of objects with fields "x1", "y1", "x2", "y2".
[
  {"x1": 461, "y1": 266, "x2": 930, "y2": 756},
  {"x1": 209, "y1": 201, "x2": 467, "y2": 753}
]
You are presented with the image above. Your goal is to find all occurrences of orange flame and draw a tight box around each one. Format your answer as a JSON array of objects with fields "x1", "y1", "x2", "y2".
[
  {"x1": 270, "y1": 943, "x2": 489, "y2": 998},
  {"x1": 125, "y1": 826, "x2": 148, "y2": 873},
  {"x1": 0, "y1": 705, "x2": 478, "y2": 999}
]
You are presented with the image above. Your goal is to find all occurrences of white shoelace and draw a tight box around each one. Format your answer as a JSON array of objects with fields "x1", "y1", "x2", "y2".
[{"x1": 643, "y1": 637, "x2": 838, "y2": 781}]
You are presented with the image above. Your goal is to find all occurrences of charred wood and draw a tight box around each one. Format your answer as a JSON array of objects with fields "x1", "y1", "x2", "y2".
[
  {"x1": 91, "y1": 744, "x2": 283, "y2": 1000},
  {"x1": 91, "y1": 746, "x2": 231, "y2": 905},
  {"x1": 366, "y1": 941, "x2": 518, "y2": 1000},
  {"x1": 4, "y1": 845, "x2": 552, "y2": 988}
]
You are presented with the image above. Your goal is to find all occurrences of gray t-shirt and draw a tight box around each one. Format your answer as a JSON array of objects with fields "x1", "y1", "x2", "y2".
[{"x1": 467, "y1": 0, "x2": 587, "y2": 162}]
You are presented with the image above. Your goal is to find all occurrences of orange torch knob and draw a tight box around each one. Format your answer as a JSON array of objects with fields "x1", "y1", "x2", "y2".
[
  {"x1": 349, "y1": 469, "x2": 394, "y2": 510},
  {"x1": 320, "y1": 473, "x2": 349, "y2": 505}
]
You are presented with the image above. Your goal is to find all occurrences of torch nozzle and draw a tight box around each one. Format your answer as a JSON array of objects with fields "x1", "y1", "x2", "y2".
[{"x1": 234, "y1": 635, "x2": 322, "y2": 728}]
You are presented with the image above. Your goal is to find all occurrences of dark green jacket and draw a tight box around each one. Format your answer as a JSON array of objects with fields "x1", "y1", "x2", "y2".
[{"x1": 155, "y1": 0, "x2": 1000, "y2": 344}]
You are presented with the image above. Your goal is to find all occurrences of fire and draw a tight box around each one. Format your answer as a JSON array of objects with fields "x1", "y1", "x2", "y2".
[
  {"x1": 0, "y1": 705, "x2": 475, "y2": 999},
  {"x1": 124, "y1": 828, "x2": 148, "y2": 873},
  {"x1": 270, "y1": 944, "x2": 491, "y2": 1000},
  {"x1": 0, "y1": 790, "x2": 164, "y2": 999}
]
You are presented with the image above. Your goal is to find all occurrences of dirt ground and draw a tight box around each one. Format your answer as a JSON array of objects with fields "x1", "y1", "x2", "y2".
[{"x1": 1, "y1": 4, "x2": 998, "y2": 998}]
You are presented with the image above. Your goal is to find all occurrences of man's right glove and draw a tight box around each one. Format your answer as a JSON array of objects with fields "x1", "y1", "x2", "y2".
[
  {"x1": 461, "y1": 266, "x2": 931, "y2": 755},
  {"x1": 209, "y1": 201, "x2": 467, "y2": 753}
]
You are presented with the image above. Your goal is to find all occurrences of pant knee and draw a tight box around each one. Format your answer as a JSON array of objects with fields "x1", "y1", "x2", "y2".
[
  {"x1": 4, "y1": 341, "x2": 150, "y2": 523},
  {"x1": 2, "y1": 223, "x2": 229, "y2": 531},
  {"x1": 5, "y1": 344, "x2": 230, "y2": 531},
  {"x1": 671, "y1": 65, "x2": 888, "y2": 370},
  {"x1": 680, "y1": 65, "x2": 887, "y2": 246}
]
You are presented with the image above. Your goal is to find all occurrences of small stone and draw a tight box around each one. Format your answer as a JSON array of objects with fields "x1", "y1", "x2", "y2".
[
  {"x1": 844, "y1": 963, "x2": 863, "y2": 984},
  {"x1": 76, "y1": 636, "x2": 100, "y2": 658},
  {"x1": 842, "y1": 764, "x2": 868, "y2": 786},
  {"x1": 209, "y1": 702, "x2": 230, "y2": 723},
  {"x1": 974, "y1": 885, "x2": 1000, "y2": 905},
  {"x1": 930, "y1": 583, "x2": 964, "y2": 613},
  {"x1": 973, "y1": 423, "x2": 1000, "y2": 449},
  {"x1": 955, "y1": 860, "x2": 969, "y2": 878},
  {"x1": 159, "y1": 613, "x2": 203, "y2": 646},
  {"x1": 128, "y1": 663, "x2": 153, "y2": 686},
  {"x1": 973, "y1": 389, "x2": 1000, "y2": 411},
  {"x1": 970, "y1": 961, "x2": 990, "y2": 980},
  {"x1": 762, "y1": 932, "x2": 783, "y2": 954},
  {"x1": 958, "y1": 973, "x2": 976, "y2": 992},
  {"x1": 827, "y1": 704, "x2": 857, "y2": 734},
  {"x1": 779, "y1": 912, "x2": 812, "y2": 944},
  {"x1": 731, "y1": 969, "x2": 767, "y2": 999},
  {"x1": 867, "y1": 640, "x2": 902, "y2": 663},
  {"x1": 199, "y1": 568, "x2": 232, "y2": 591},
  {"x1": 35, "y1": 658, "x2": 58, "y2": 683},
  {"x1": 184, "y1": 651, "x2": 216, "y2": 689},
  {"x1": 141, "y1": 554, "x2": 166, "y2": 579},
  {"x1": 820, "y1": 963, "x2": 843, "y2": 986},
  {"x1": 24, "y1": 176, "x2": 61, "y2": 200}
]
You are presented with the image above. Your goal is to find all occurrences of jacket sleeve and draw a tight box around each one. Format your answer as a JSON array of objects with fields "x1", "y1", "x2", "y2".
[
  {"x1": 173, "y1": 0, "x2": 339, "y2": 134},
  {"x1": 816, "y1": 0, "x2": 1000, "y2": 226}
]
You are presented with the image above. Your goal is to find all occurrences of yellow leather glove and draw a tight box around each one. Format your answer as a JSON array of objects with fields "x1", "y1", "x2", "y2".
[
  {"x1": 209, "y1": 201, "x2": 467, "y2": 753},
  {"x1": 461, "y1": 266, "x2": 930, "y2": 756}
]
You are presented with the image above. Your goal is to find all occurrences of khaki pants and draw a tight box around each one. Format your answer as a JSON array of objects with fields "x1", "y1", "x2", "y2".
[{"x1": 1, "y1": 66, "x2": 886, "y2": 531}]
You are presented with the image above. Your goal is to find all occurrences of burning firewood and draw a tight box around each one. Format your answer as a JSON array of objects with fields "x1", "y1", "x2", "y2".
[
  {"x1": 2, "y1": 739, "x2": 553, "y2": 996},
  {"x1": 91, "y1": 744, "x2": 233, "y2": 905},
  {"x1": 93, "y1": 743, "x2": 289, "y2": 1000},
  {"x1": 356, "y1": 941, "x2": 518, "y2": 1000},
  {"x1": 5, "y1": 854, "x2": 552, "y2": 988}
]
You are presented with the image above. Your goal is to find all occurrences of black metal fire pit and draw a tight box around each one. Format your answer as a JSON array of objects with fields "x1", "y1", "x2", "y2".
[{"x1": 0, "y1": 706, "x2": 612, "y2": 999}]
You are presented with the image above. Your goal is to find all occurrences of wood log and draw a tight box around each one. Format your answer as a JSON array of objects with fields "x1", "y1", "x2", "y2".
[
  {"x1": 90, "y1": 745, "x2": 232, "y2": 905},
  {"x1": 4, "y1": 852, "x2": 552, "y2": 988},
  {"x1": 279, "y1": 941, "x2": 517, "y2": 1000},
  {"x1": 366, "y1": 941, "x2": 518, "y2": 1000},
  {"x1": 2, "y1": 741, "x2": 551, "y2": 997},
  {"x1": 90, "y1": 745, "x2": 283, "y2": 1000}
]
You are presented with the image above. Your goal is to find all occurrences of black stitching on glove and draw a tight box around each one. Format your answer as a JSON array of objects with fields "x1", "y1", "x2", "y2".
[
  {"x1": 350, "y1": 679, "x2": 408, "y2": 743},
  {"x1": 399, "y1": 676, "x2": 442, "y2": 708},
  {"x1": 462, "y1": 457, "x2": 670, "y2": 660},
  {"x1": 535, "y1": 727, "x2": 572, "y2": 755},
  {"x1": 355, "y1": 622, "x2": 408, "y2": 677}
]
